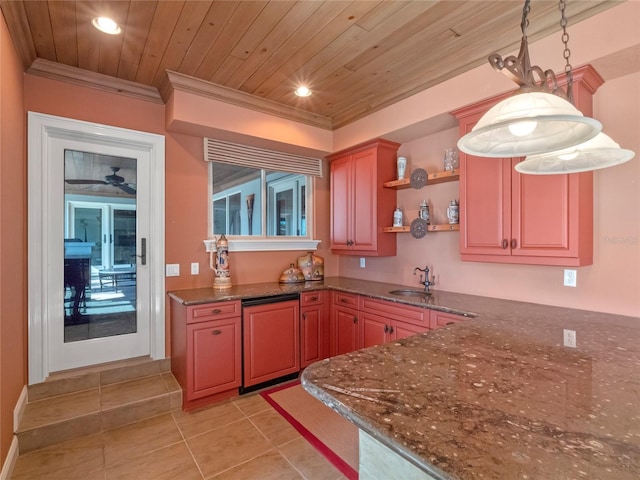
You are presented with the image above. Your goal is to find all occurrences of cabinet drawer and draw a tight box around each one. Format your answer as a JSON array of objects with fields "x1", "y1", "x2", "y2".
[
  {"x1": 187, "y1": 300, "x2": 241, "y2": 323},
  {"x1": 300, "y1": 290, "x2": 325, "y2": 307},
  {"x1": 430, "y1": 310, "x2": 467, "y2": 330},
  {"x1": 359, "y1": 296, "x2": 427, "y2": 327},
  {"x1": 333, "y1": 291, "x2": 358, "y2": 308}
]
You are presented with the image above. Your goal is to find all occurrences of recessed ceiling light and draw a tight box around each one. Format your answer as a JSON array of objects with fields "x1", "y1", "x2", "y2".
[
  {"x1": 294, "y1": 86, "x2": 311, "y2": 97},
  {"x1": 92, "y1": 16, "x2": 121, "y2": 35}
]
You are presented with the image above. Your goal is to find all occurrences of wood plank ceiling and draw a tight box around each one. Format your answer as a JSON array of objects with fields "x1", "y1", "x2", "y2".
[{"x1": 0, "y1": 0, "x2": 617, "y2": 130}]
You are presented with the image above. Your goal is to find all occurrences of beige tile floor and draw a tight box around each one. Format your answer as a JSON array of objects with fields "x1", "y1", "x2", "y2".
[{"x1": 11, "y1": 392, "x2": 348, "y2": 480}]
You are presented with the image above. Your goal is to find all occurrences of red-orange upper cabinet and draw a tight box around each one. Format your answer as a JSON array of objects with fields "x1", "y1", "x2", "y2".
[
  {"x1": 452, "y1": 65, "x2": 601, "y2": 267},
  {"x1": 328, "y1": 139, "x2": 399, "y2": 256}
]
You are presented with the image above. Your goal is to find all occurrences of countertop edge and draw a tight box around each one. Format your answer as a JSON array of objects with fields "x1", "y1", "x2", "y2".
[{"x1": 301, "y1": 372, "x2": 454, "y2": 480}]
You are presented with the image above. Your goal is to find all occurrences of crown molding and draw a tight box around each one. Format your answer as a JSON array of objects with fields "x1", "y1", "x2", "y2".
[
  {"x1": 160, "y1": 70, "x2": 333, "y2": 131},
  {"x1": 26, "y1": 58, "x2": 163, "y2": 104}
]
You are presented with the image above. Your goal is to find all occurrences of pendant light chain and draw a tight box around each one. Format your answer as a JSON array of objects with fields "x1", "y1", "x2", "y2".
[
  {"x1": 521, "y1": 0, "x2": 531, "y2": 37},
  {"x1": 559, "y1": 0, "x2": 574, "y2": 103}
]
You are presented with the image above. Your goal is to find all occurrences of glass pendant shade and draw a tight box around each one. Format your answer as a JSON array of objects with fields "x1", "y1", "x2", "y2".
[
  {"x1": 457, "y1": 91, "x2": 602, "y2": 158},
  {"x1": 515, "y1": 133, "x2": 635, "y2": 174}
]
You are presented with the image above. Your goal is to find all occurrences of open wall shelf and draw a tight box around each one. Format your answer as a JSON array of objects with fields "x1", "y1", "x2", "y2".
[
  {"x1": 383, "y1": 224, "x2": 459, "y2": 233},
  {"x1": 383, "y1": 168, "x2": 459, "y2": 189}
]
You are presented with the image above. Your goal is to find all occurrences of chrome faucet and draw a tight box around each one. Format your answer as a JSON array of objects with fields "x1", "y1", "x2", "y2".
[{"x1": 413, "y1": 266, "x2": 434, "y2": 292}]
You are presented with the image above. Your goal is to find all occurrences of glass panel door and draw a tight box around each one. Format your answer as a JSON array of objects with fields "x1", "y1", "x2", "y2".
[{"x1": 64, "y1": 150, "x2": 137, "y2": 343}]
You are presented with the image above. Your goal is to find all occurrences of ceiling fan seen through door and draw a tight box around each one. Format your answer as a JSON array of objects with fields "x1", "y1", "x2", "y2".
[{"x1": 65, "y1": 166, "x2": 136, "y2": 195}]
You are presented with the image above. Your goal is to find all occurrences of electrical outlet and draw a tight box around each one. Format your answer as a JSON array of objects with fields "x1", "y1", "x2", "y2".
[
  {"x1": 563, "y1": 329, "x2": 577, "y2": 348},
  {"x1": 165, "y1": 264, "x2": 180, "y2": 277},
  {"x1": 191, "y1": 262, "x2": 199, "y2": 275},
  {"x1": 360, "y1": 257, "x2": 366, "y2": 268},
  {"x1": 563, "y1": 269, "x2": 577, "y2": 287}
]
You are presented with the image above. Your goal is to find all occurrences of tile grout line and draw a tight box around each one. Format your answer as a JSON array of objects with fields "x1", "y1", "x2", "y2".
[{"x1": 171, "y1": 410, "x2": 208, "y2": 479}]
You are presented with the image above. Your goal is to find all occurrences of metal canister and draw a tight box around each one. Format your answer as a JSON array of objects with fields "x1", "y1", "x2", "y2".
[{"x1": 419, "y1": 200, "x2": 430, "y2": 225}]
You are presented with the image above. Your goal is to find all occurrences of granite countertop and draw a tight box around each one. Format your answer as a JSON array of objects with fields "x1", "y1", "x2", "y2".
[
  {"x1": 301, "y1": 296, "x2": 640, "y2": 480},
  {"x1": 168, "y1": 276, "x2": 477, "y2": 317}
]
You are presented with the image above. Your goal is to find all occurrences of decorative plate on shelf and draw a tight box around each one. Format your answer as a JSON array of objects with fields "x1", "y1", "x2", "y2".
[
  {"x1": 410, "y1": 218, "x2": 428, "y2": 238},
  {"x1": 410, "y1": 168, "x2": 428, "y2": 189}
]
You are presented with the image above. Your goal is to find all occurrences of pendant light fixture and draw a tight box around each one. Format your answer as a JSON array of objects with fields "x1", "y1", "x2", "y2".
[
  {"x1": 515, "y1": 132, "x2": 636, "y2": 174},
  {"x1": 458, "y1": 0, "x2": 602, "y2": 159}
]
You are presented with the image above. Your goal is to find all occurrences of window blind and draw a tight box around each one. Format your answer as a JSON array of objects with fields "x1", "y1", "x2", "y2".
[{"x1": 204, "y1": 138, "x2": 323, "y2": 177}]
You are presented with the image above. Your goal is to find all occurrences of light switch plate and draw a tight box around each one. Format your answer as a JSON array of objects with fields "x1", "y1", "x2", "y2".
[
  {"x1": 360, "y1": 257, "x2": 366, "y2": 268},
  {"x1": 191, "y1": 262, "x2": 199, "y2": 275},
  {"x1": 166, "y1": 264, "x2": 180, "y2": 277}
]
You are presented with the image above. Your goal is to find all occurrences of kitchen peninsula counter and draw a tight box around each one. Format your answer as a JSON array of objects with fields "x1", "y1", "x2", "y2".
[{"x1": 301, "y1": 293, "x2": 640, "y2": 479}]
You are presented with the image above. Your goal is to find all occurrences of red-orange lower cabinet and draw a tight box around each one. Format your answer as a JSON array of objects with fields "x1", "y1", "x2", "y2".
[
  {"x1": 170, "y1": 299, "x2": 242, "y2": 410},
  {"x1": 330, "y1": 291, "x2": 360, "y2": 356},
  {"x1": 430, "y1": 310, "x2": 467, "y2": 330},
  {"x1": 300, "y1": 291, "x2": 329, "y2": 368},
  {"x1": 188, "y1": 318, "x2": 241, "y2": 399},
  {"x1": 243, "y1": 299, "x2": 300, "y2": 388},
  {"x1": 361, "y1": 311, "x2": 429, "y2": 348},
  {"x1": 393, "y1": 320, "x2": 429, "y2": 340}
]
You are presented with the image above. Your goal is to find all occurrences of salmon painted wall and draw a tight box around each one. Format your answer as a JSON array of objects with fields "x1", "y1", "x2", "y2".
[{"x1": 0, "y1": 10, "x2": 26, "y2": 469}]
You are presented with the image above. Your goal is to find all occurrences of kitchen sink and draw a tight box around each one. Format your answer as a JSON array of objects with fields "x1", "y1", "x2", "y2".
[{"x1": 388, "y1": 289, "x2": 431, "y2": 297}]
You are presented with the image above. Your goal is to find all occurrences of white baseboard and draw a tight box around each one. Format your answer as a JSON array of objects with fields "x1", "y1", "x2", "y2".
[
  {"x1": 0, "y1": 436, "x2": 19, "y2": 480},
  {"x1": 13, "y1": 386, "x2": 27, "y2": 431}
]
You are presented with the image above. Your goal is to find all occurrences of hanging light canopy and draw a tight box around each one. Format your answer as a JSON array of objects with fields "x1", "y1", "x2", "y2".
[
  {"x1": 458, "y1": 0, "x2": 603, "y2": 160},
  {"x1": 515, "y1": 133, "x2": 636, "y2": 174}
]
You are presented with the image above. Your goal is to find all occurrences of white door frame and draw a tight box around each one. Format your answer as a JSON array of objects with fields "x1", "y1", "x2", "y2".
[{"x1": 28, "y1": 112, "x2": 165, "y2": 385}]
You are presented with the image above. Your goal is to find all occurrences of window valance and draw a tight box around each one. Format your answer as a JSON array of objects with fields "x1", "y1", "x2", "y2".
[{"x1": 204, "y1": 138, "x2": 323, "y2": 177}]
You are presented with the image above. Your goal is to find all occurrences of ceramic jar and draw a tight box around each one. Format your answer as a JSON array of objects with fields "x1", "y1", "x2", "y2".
[
  {"x1": 393, "y1": 207, "x2": 403, "y2": 227},
  {"x1": 297, "y1": 252, "x2": 324, "y2": 281},
  {"x1": 397, "y1": 156, "x2": 407, "y2": 179}
]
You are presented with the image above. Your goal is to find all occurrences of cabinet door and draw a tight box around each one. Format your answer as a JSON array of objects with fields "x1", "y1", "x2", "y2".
[
  {"x1": 187, "y1": 317, "x2": 241, "y2": 400},
  {"x1": 351, "y1": 148, "x2": 377, "y2": 251},
  {"x1": 429, "y1": 310, "x2": 466, "y2": 330},
  {"x1": 332, "y1": 306, "x2": 360, "y2": 356},
  {"x1": 301, "y1": 304, "x2": 328, "y2": 368},
  {"x1": 460, "y1": 150, "x2": 512, "y2": 256},
  {"x1": 512, "y1": 163, "x2": 591, "y2": 261},
  {"x1": 330, "y1": 156, "x2": 352, "y2": 251},
  {"x1": 392, "y1": 320, "x2": 428, "y2": 340},
  {"x1": 243, "y1": 300, "x2": 300, "y2": 387},
  {"x1": 361, "y1": 312, "x2": 389, "y2": 348}
]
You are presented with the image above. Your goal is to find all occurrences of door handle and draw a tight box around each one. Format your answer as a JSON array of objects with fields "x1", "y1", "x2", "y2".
[
  {"x1": 511, "y1": 238, "x2": 517, "y2": 249},
  {"x1": 136, "y1": 238, "x2": 147, "y2": 265},
  {"x1": 502, "y1": 239, "x2": 508, "y2": 249},
  {"x1": 211, "y1": 330, "x2": 222, "y2": 335}
]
